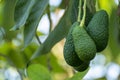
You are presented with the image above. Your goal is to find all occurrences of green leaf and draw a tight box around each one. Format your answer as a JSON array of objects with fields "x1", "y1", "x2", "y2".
[
  {"x1": 0, "y1": 42, "x2": 26, "y2": 68},
  {"x1": 27, "y1": 64, "x2": 52, "y2": 80},
  {"x1": 22, "y1": 43, "x2": 38, "y2": 60},
  {"x1": 30, "y1": 0, "x2": 79, "y2": 60},
  {"x1": 36, "y1": 31, "x2": 45, "y2": 36},
  {"x1": 67, "y1": 69, "x2": 89, "y2": 80},
  {"x1": 24, "y1": 0, "x2": 49, "y2": 48},
  {"x1": 11, "y1": 0, "x2": 35, "y2": 30},
  {"x1": 8, "y1": 48, "x2": 26, "y2": 68},
  {"x1": 33, "y1": 53, "x2": 66, "y2": 73},
  {"x1": 0, "y1": 0, "x2": 17, "y2": 41}
]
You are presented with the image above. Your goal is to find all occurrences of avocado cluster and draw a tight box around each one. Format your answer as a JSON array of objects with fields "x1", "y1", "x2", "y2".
[{"x1": 63, "y1": 10, "x2": 109, "y2": 72}]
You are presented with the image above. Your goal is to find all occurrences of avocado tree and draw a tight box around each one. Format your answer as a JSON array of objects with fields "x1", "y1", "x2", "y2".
[{"x1": 0, "y1": 0, "x2": 120, "y2": 80}]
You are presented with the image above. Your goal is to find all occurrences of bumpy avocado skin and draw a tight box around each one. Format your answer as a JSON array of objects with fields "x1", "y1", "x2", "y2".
[
  {"x1": 74, "y1": 61, "x2": 89, "y2": 72},
  {"x1": 64, "y1": 22, "x2": 83, "y2": 67},
  {"x1": 86, "y1": 10, "x2": 109, "y2": 52},
  {"x1": 72, "y1": 26, "x2": 96, "y2": 61}
]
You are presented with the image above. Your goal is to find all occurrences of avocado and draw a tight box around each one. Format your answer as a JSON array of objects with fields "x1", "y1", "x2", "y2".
[
  {"x1": 72, "y1": 26, "x2": 96, "y2": 61},
  {"x1": 86, "y1": 10, "x2": 109, "y2": 52},
  {"x1": 74, "y1": 61, "x2": 89, "y2": 72},
  {"x1": 64, "y1": 22, "x2": 83, "y2": 67}
]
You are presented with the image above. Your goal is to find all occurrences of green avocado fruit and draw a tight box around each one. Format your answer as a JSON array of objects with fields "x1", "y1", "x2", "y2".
[
  {"x1": 74, "y1": 61, "x2": 89, "y2": 72},
  {"x1": 72, "y1": 26, "x2": 96, "y2": 61},
  {"x1": 86, "y1": 10, "x2": 109, "y2": 52},
  {"x1": 64, "y1": 22, "x2": 83, "y2": 67}
]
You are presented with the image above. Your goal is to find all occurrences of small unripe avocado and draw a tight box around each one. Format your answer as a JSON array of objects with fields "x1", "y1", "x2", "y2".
[
  {"x1": 72, "y1": 26, "x2": 96, "y2": 61},
  {"x1": 74, "y1": 61, "x2": 89, "y2": 72},
  {"x1": 64, "y1": 22, "x2": 83, "y2": 67},
  {"x1": 86, "y1": 10, "x2": 109, "y2": 52}
]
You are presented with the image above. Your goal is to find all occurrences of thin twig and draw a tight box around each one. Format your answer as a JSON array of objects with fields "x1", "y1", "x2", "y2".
[
  {"x1": 47, "y1": 54, "x2": 52, "y2": 71},
  {"x1": 80, "y1": 0, "x2": 87, "y2": 26},
  {"x1": 35, "y1": 33, "x2": 42, "y2": 45},
  {"x1": 46, "y1": 5, "x2": 53, "y2": 72},
  {"x1": 47, "y1": 5, "x2": 52, "y2": 32},
  {"x1": 77, "y1": 0, "x2": 82, "y2": 22}
]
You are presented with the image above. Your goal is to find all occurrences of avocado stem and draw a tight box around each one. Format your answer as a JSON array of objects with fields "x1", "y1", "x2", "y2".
[
  {"x1": 77, "y1": 0, "x2": 82, "y2": 22},
  {"x1": 80, "y1": 0, "x2": 86, "y2": 27}
]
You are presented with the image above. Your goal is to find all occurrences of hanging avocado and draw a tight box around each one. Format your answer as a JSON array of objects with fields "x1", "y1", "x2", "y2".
[
  {"x1": 86, "y1": 10, "x2": 109, "y2": 52},
  {"x1": 72, "y1": 25, "x2": 96, "y2": 61},
  {"x1": 64, "y1": 22, "x2": 83, "y2": 67}
]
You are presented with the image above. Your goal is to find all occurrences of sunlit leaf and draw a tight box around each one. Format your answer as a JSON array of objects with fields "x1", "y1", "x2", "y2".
[
  {"x1": 36, "y1": 31, "x2": 45, "y2": 36},
  {"x1": 24, "y1": 0, "x2": 49, "y2": 48},
  {"x1": 27, "y1": 64, "x2": 52, "y2": 80},
  {"x1": 11, "y1": 0, "x2": 35, "y2": 30}
]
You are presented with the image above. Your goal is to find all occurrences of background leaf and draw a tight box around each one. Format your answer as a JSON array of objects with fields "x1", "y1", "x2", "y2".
[
  {"x1": 24, "y1": 0, "x2": 49, "y2": 48},
  {"x1": 27, "y1": 64, "x2": 52, "y2": 80},
  {"x1": 0, "y1": 42, "x2": 26, "y2": 68},
  {"x1": 0, "y1": 0, "x2": 17, "y2": 41},
  {"x1": 33, "y1": 53, "x2": 66, "y2": 73},
  {"x1": 11, "y1": 0, "x2": 35, "y2": 30},
  {"x1": 67, "y1": 69, "x2": 89, "y2": 80}
]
